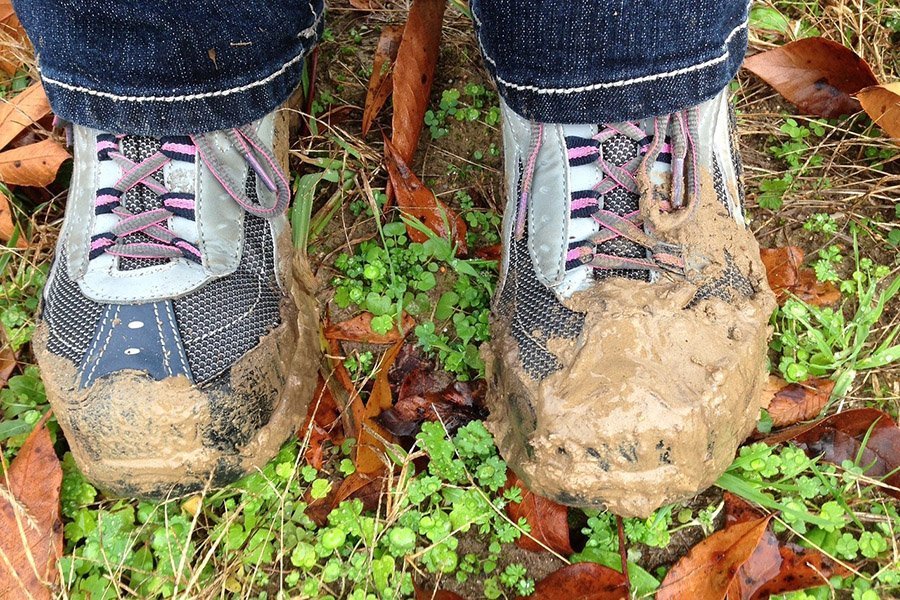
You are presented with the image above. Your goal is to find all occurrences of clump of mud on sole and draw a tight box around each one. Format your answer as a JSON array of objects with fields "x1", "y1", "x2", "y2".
[
  {"x1": 34, "y1": 253, "x2": 320, "y2": 498},
  {"x1": 485, "y1": 175, "x2": 776, "y2": 517}
]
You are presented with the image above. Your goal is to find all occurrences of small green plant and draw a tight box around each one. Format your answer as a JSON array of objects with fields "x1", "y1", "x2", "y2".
[
  {"x1": 803, "y1": 213, "x2": 839, "y2": 236},
  {"x1": 0, "y1": 366, "x2": 49, "y2": 452},
  {"x1": 332, "y1": 209, "x2": 497, "y2": 379},
  {"x1": 771, "y1": 233, "x2": 899, "y2": 391},
  {"x1": 425, "y1": 84, "x2": 500, "y2": 140},
  {"x1": 757, "y1": 118, "x2": 829, "y2": 210},
  {"x1": 0, "y1": 261, "x2": 46, "y2": 352}
]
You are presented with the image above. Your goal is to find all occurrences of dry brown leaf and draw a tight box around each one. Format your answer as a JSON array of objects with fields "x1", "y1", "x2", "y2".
[
  {"x1": 390, "y1": 0, "x2": 446, "y2": 163},
  {"x1": 323, "y1": 311, "x2": 414, "y2": 344},
  {"x1": 298, "y1": 377, "x2": 344, "y2": 469},
  {"x1": 362, "y1": 25, "x2": 403, "y2": 136},
  {"x1": 657, "y1": 516, "x2": 773, "y2": 600},
  {"x1": 504, "y1": 470, "x2": 573, "y2": 555},
  {"x1": 0, "y1": 420, "x2": 64, "y2": 599},
  {"x1": 355, "y1": 341, "x2": 403, "y2": 474},
  {"x1": 759, "y1": 247, "x2": 841, "y2": 306},
  {"x1": 743, "y1": 37, "x2": 878, "y2": 118},
  {"x1": 384, "y1": 136, "x2": 467, "y2": 255},
  {"x1": 766, "y1": 377, "x2": 834, "y2": 427},
  {"x1": 348, "y1": 0, "x2": 377, "y2": 10},
  {"x1": 323, "y1": 336, "x2": 367, "y2": 449},
  {"x1": 722, "y1": 493, "x2": 850, "y2": 600},
  {"x1": 414, "y1": 584, "x2": 466, "y2": 600},
  {"x1": 0, "y1": 83, "x2": 51, "y2": 150},
  {"x1": 857, "y1": 82, "x2": 900, "y2": 140},
  {"x1": 0, "y1": 1, "x2": 27, "y2": 75},
  {"x1": 0, "y1": 138, "x2": 70, "y2": 187},
  {"x1": 0, "y1": 345, "x2": 15, "y2": 387},
  {"x1": 1, "y1": 191, "x2": 26, "y2": 247},
  {"x1": 524, "y1": 563, "x2": 628, "y2": 600},
  {"x1": 747, "y1": 544, "x2": 850, "y2": 599}
]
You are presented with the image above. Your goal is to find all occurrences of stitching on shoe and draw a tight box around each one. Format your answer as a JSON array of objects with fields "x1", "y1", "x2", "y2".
[
  {"x1": 84, "y1": 305, "x2": 120, "y2": 383},
  {"x1": 164, "y1": 301, "x2": 191, "y2": 375},
  {"x1": 152, "y1": 302, "x2": 172, "y2": 377}
]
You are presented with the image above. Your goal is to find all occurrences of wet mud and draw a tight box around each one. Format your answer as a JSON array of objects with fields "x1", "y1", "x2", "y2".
[{"x1": 485, "y1": 170, "x2": 777, "y2": 517}]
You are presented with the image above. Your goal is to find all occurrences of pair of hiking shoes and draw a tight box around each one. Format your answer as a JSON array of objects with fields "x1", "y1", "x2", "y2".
[{"x1": 35, "y1": 89, "x2": 774, "y2": 516}]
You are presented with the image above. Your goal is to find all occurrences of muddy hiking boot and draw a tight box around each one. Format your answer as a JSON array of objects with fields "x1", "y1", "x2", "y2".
[
  {"x1": 485, "y1": 89, "x2": 777, "y2": 517},
  {"x1": 33, "y1": 107, "x2": 319, "y2": 498}
]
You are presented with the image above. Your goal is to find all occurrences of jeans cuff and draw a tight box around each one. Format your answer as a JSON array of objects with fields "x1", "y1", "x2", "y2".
[
  {"x1": 477, "y1": 11, "x2": 748, "y2": 124},
  {"x1": 39, "y1": 11, "x2": 322, "y2": 136}
]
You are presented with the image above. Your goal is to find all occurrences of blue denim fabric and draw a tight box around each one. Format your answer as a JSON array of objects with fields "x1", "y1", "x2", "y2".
[
  {"x1": 15, "y1": 0, "x2": 746, "y2": 133},
  {"x1": 12, "y1": 0, "x2": 324, "y2": 135},
  {"x1": 470, "y1": 0, "x2": 750, "y2": 123}
]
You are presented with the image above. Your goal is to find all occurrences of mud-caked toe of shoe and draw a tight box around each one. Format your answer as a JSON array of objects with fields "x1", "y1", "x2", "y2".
[
  {"x1": 34, "y1": 303, "x2": 316, "y2": 498},
  {"x1": 486, "y1": 277, "x2": 774, "y2": 517}
]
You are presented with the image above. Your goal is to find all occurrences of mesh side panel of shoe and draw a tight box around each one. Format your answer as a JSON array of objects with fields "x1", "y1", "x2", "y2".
[
  {"x1": 685, "y1": 252, "x2": 755, "y2": 308},
  {"x1": 118, "y1": 136, "x2": 169, "y2": 271},
  {"x1": 727, "y1": 106, "x2": 748, "y2": 225},
  {"x1": 42, "y1": 252, "x2": 104, "y2": 364},
  {"x1": 497, "y1": 235, "x2": 584, "y2": 380},
  {"x1": 173, "y1": 172, "x2": 282, "y2": 384},
  {"x1": 712, "y1": 152, "x2": 731, "y2": 214},
  {"x1": 595, "y1": 135, "x2": 649, "y2": 282}
]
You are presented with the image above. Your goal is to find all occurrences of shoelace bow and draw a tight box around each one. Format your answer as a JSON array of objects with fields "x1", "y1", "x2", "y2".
[
  {"x1": 88, "y1": 125, "x2": 289, "y2": 263},
  {"x1": 517, "y1": 109, "x2": 701, "y2": 277}
]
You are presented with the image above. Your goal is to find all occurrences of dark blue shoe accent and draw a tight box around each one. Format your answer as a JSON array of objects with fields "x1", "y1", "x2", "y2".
[{"x1": 78, "y1": 300, "x2": 193, "y2": 388}]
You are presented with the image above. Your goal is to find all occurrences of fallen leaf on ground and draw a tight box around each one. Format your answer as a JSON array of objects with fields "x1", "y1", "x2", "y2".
[
  {"x1": 323, "y1": 311, "x2": 414, "y2": 344},
  {"x1": 322, "y1": 336, "x2": 367, "y2": 448},
  {"x1": 298, "y1": 377, "x2": 344, "y2": 469},
  {"x1": 724, "y1": 491, "x2": 765, "y2": 526},
  {"x1": 348, "y1": 0, "x2": 377, "y2": 10},
  {"x1": 0, "y1": 83, "x2": 51, "y2": 150},
  {"x1": 0, "y1": 2, "x2": 27, "y2": 75},
  {"x1": 524, "y1": 562, "x2": 628, "y2": 600},
  {"x1": 474, "y1": 243, "x2": 501, "y2": 260},
  {"x1": 765, "y1": 377, "x2": 834, "y2": 427},
  {"x1": 0, "y1": 344, "x2": 16, "y2": 387},
  {"x1": 725, "y1": 525, "x2": 782, "y2": 600},
  {"x1": 764, "y1": 408, "x2": 899, "y2": 498},
  {"x1": 0, "y1": 138, "x2": 70, "y2": 187},
  {"x1": 362, "y1": 25, "x2": 403, "y2": 135},
  {"x1": 384, "y1": 137, "x2": 467, "y2": 255},
  {"x1": 759, "y1": 246, "x2": 841, "y2": 306},
  {"x1": 378, "y1": 353, "x2": 486, "y2": 437},
  {"x1": 722, "y1": 493, "x2": 851, "y2": 599},
  {"x1": 657, "y1": 515, "x2": 773, "y2": 600},
  {"x1": 0, "y1": 419, "x2": 64, "y2": 600},
  {"x1": 1, "y1": 191, "x2": 26, "y2": 247},
  {"x1": 747, "y1": 544, "x2": 849, "y2": 599},
  {"x1": 743, "y1": 37, "x2": 878, "y2": 118},
  {"x1": 504, "y1": 470, "x2": 573, "y2": 555},
  {"x1": 414, "y1": 584, "x2": 465, "y2": 600},
  {"x1": 857, "y1": 82, "x2": 900, "y2": 140},
  {"x1": 355, "y1": 341, "x2": 403, "y2": 474},
  {"x1": 390, "y1": 0, "x2": 446, "y2": 163}
]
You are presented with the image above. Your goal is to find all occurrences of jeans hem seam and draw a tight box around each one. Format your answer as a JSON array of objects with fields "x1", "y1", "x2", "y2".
[
  {"x1": 38, "y1": 6, "x2": 323, "y2": 104},
  {"x1": 475, "y1": 4, "x2": 748, "y2": 95}
]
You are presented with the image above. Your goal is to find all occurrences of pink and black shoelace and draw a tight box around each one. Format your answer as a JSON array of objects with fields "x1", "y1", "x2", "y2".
[
  {"x1": 89, "y1": 125, "x2": 289, "y2": 264},
  {"x1": 517, "y1": 109, "x2": 701, "y2": 279}
]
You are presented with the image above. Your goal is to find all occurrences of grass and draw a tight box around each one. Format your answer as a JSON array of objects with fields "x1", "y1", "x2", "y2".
[{"x1": 1, "y1": 0, "x2": 899, "y2": 598}]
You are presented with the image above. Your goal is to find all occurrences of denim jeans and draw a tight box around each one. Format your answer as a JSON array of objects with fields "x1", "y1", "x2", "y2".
[{"x1": 14, "y1": 0, "x2": 749, "y2": 134}]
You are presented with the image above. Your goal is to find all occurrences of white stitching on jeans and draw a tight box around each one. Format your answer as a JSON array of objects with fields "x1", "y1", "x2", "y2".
[
  {"x1": 474, "y1": 9, "x2": 749, "y2": 95},
  {"x1": 39, "y1": 6, "x2": 323, "y2": 104}
]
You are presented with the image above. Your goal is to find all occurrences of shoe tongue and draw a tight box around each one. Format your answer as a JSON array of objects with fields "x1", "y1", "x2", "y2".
[{"x1": 117, "y1": 136, "x2": 169, "y2": 271}]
